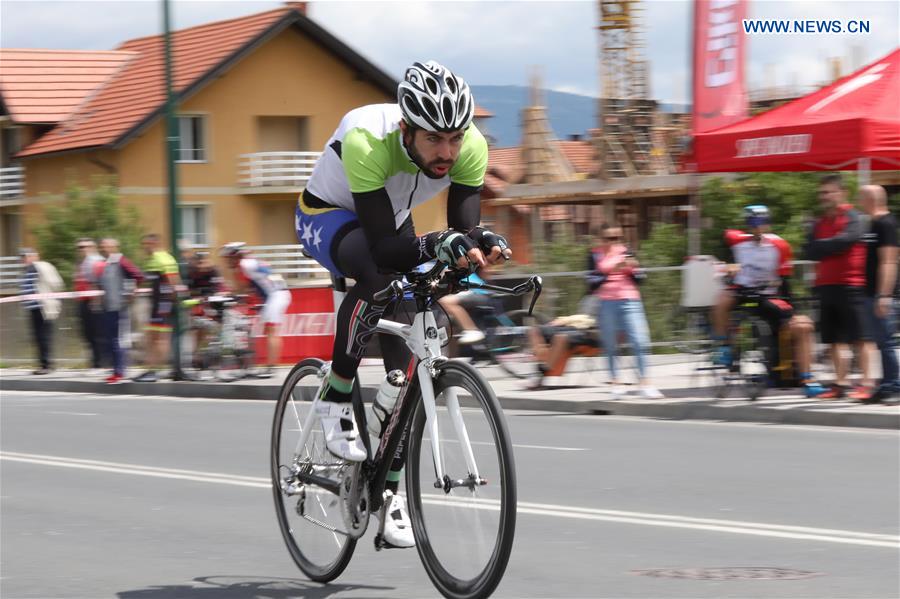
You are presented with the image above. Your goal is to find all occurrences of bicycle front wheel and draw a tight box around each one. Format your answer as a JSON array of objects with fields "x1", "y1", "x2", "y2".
[
  {"x1": 271, "y1": 358, "x2": 356, "y2": 582},
  {"x1": 406, "y1": 360, "x2": 516, "y2": 599}
]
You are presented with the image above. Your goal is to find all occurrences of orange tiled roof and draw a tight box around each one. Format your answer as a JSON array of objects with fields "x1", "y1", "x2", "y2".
[
  {"x1": 0, "y1": 49, "x2": 136, "y2": 124},
  {"x1": 474, "y1": 105, "x2": 493, "y2": 118},
  {"x1": 484, "y1": 140, "x2": 599, "y2": 196},
  {"x1": 15, "y1": 5, "x2": 396, "y2": 158}
]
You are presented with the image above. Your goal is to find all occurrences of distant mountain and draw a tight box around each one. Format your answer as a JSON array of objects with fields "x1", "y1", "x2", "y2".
[{"x1": 471, "y1": 85, "x2": 688, "y2": 148}]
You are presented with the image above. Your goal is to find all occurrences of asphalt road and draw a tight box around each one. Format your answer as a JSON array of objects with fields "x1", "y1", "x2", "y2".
[{"x1": 2, "y1": 390, "x2": 898, "y2": 599}]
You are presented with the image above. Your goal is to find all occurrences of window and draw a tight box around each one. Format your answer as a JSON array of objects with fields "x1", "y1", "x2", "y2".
[
  {"x1": 177, "y1": 115, "x2": 206, "y2": 162},
  {"x1": 179, "y1": 205, "x2": 209, "y2": 247}
]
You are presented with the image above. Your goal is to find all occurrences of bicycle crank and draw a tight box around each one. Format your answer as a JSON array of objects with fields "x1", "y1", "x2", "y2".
[{"x1": 339, "y1": 462, "x2": 369, "y2": 539}]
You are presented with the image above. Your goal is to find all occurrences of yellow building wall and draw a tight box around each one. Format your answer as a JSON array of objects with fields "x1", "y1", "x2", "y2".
[
  {"x1": 19, "y1": 150, "x2": 119, "y2": 245},
  {"x1": 112, "y1": 26, "x2": 394, "y2": 246}
]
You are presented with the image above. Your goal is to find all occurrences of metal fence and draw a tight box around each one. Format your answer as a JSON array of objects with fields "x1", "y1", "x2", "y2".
[{"x1": 0, "y1": 259, "x2": 820, "y2": 367}]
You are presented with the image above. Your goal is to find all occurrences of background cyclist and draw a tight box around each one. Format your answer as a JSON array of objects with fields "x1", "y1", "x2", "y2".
[
  {"x1": 220, "y1": 242, "x2": 290, "y2": 375},
  {"x1": 711, "y1": 205, "x2": 825, "y2": 397},
  {"x1": 296, "y1": 60, "x2": 510, "y2": 547}
]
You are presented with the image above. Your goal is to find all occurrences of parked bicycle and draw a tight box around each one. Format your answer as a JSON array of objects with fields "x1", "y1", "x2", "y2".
[
  {"x1": 183, "y1": 295, "x2": 262, "y2": 382},
  {"x1": 270, "y1": 262, "x2": 541, "y2": 599}
]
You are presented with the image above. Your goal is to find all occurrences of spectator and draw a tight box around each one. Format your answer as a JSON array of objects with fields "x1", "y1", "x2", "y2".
[
  {"x1": 859, "y1": 185, "x2": 898, "y2": 403},
  {"x1": 74, "y1": 238, "x2": 104, "y2": 369},
  {"x1": 96, "y1": 238, "x2": 143, "y2": 384},
  {"x1": 803, "y1": 173, "x2": 875, "y2": 400},
  {"x1": 526, "y1": 308, "x2": 598, "y2": 390},
  {"x1": 134, "y1": 233, "x2": 180, "y2": 383},
  {"x1": 590, "y1": 223, "x2": 663, "y2": 399},
  {"x1": 19, "y1": 248, "x2": 63, "y2": 374}
]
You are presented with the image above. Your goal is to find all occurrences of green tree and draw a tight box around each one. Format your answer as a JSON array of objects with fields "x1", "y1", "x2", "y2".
[
  {"x1": 32, "y1": 181, "x2": 146, "y2": 287},
  {"x1": 698, "y1": 172, "x2": 858, "y2": 260}
]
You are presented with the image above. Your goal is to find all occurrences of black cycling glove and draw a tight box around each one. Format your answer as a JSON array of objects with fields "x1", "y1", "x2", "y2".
[
  {"x1": 425, "y1": 230, "x2": 478, "y2": 266},
  {"x1": 468, "y1": 227, "x2": 510, "y2": 257}
]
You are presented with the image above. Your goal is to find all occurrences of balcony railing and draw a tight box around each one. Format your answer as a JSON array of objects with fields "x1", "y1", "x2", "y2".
[
  {"x1": 0, "y1": 165, "x2": 25, "y2": 199},
  {"x1": 238, "y1": 151, "x2": 322, "y2": 191}
]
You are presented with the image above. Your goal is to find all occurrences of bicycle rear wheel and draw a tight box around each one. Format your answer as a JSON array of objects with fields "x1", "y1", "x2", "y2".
[
  {"x1": 406, "y1": 360, "x2": 516, "y2": 599},
  {"x1": 271, "y1": 358, "x2": 356, "y2": 582},
  {"x1": 489, "y1": 309, "x2": 545, "y2": 379}
]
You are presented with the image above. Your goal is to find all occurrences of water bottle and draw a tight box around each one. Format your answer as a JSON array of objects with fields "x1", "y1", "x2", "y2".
[{"x1": 368, "y1": 369, "x2": 406, "y2": 437}]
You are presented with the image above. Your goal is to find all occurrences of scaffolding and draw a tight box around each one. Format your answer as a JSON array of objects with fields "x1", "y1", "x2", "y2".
[{"x1": 595, "y1": 0, "x2": 660, "y2": 178}]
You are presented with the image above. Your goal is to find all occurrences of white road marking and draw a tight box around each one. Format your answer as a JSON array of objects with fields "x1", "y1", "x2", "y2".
[
  {"x1": 3, "y1": 450, "x2": 896, "y2": 549},
  {"x1": 47, "y1": 411, "x2": 98, "y2": 416}
]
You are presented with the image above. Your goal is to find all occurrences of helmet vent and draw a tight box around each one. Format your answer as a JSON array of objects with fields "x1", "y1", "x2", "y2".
[
  {"x1": 441, "y1": 97, "x2": 454, "y2": 126},
  {"x1": 421, "y1": 97, "x2": 439, "y2": 121}
]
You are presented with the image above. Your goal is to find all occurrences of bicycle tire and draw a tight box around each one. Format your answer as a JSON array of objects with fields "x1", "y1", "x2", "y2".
[
  {"x1": 490, "y1": 309, "x2": 547, "y2": 379},
  {"x1": 271, "y1": 358, "x2": 357, "y2": 582},
  {"x1": 406, "y1": 359, "x2": 516, "y2": 599}
]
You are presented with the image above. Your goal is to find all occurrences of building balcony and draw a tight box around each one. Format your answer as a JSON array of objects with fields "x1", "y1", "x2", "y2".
[
  {"x1": 0, "y1": 165, "x2": 25, "y2": 200},
  {"x1": 237, "y1": 151, "x2": 322, "y2": 194}
]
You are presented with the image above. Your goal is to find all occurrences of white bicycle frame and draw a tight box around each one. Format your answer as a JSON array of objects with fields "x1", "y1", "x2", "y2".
[{"x1": 291, "y1": 307, "x2": 480, "y2": 491}]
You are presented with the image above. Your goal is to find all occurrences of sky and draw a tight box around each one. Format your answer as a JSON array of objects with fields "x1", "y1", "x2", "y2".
[{"x1": 1, "y1": 0, "x2": 898, "y2": 104}]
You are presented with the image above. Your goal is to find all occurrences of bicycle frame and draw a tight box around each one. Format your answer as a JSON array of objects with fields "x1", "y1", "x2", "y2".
[{"x1": 288, "y1": 302, "x2": 480, "y2": 514}]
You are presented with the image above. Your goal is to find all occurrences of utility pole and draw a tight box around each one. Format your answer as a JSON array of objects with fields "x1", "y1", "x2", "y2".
[{"x1": 162, "y1": 0, "x2": 184, "y2": 380}]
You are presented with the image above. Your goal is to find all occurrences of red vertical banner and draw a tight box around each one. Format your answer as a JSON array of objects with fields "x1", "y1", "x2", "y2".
[{"x1": 692, "y1": 0, "x2": 749, "y2": 134}]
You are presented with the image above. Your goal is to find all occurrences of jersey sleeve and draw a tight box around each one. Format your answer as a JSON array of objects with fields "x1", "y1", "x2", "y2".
[
  {"x1": 765, "y1": 234, "x2": 794, "y2": 276},
  {"x1": 449, "y1": 125, "x2": 488, "y2": 187},
  {"x1": 341, "y1": 127, "x2": 392, "y2": 193}
]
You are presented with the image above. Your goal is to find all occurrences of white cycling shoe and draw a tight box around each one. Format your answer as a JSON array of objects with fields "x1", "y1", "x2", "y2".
[
  {"x1": 318, "y1": 400, "x2": 367, "y2": 462},
  {"x1": 382, "y1": 491, "x2": 415, "y2": 548},
  {"x1": 458, "y1": 329, "x2": 486, "y2": 345}
]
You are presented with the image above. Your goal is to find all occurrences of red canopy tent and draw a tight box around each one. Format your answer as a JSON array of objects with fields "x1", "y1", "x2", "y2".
[{"x1": 693, "y1": 48, "x2": 900, "y2": 174}]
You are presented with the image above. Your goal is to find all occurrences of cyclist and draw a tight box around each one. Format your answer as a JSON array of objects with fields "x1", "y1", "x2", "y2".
[
  {"x1": 296, "y1": 60, "x2": 510, "y2": 547},
  {"x1": 710, "y1": 205, "x2": 825, "y2": 397},
  {"x1": 220, "y1": 242, "x2": 291, "y2": 374},
  {"x1": 185, "y1": 251, "x2": 225, "y2": 370},
  {"x1": 438, "y1": 266, "x2": 493, "y2": 345}
]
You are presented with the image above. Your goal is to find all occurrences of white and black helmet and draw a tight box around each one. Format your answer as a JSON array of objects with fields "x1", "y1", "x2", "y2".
[{"x1": 398, "y1": 60, "x2": 475, "y2": 132}]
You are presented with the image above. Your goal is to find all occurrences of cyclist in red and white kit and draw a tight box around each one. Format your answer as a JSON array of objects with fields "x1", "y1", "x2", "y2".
[
  {"x1": 711, "y1": 206, "x2": 826, "y2": 397},
  {"x1": 220, "y1": 242, "x2": 291, "y2": 372}
]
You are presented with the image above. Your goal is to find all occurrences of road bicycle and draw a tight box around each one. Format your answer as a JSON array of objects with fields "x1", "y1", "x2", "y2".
[
  {"x1": 182, "y1": 295, "x2": 262, "y2": 382},
  {"x1": 270, "y1": 262, "x2": 541, "y2": 599},
  {"x1": 448, "y1": 296, "x2": 549, "y2": 379}
]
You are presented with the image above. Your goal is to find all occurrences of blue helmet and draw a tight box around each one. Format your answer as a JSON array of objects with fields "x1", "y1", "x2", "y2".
[{"x1": 744, "y1": 205, "x2": 770, "y2": 228}]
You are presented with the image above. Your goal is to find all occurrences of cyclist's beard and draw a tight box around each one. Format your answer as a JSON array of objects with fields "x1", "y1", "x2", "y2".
[{"x1": 404, "y1": 134, "x2": 455, "y2": 179}]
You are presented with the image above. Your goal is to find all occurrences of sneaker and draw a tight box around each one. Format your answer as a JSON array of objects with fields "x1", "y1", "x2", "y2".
[
  {"x1": 849, "y1": 386, "x2": 876, "y2": 402},
  {"x1": 802, "y1": 381, "x2": 827, "y2": 398},
  {"x1": 818, "y1": 384, "x2": 847, "y2": 400},
  {"x1": 381, "y1": 491, "x2": 415, "y2": 548},
  {"x1": 317, "y1": 400, "x2": 367, "y2": 462},
  {"x1": 458, "y1": 329, "x2": 486, "y2": 345},
  {"x1": 32, "y1": 368, "x2": 51, "y2": 375},
  {"x1": 609, "y1": 385, "x2": 628, "y2": 400},
  {"x1": 712, "y1": 345, "x2": 732, "y2": 367},
  {"x1": 105, "y1": 374, "x2": 124, "y2": 385},
  {"x1": 638, "y1": 386, "x2": 664, "y2": 399},
  {"x1": 132, "y1": 370, "x2": 158, "y2": 383}
]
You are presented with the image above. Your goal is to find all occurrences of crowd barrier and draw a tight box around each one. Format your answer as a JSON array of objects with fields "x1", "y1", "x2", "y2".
[{"x1": 0, "y1": 260, "x2": 820, "y2": 368}]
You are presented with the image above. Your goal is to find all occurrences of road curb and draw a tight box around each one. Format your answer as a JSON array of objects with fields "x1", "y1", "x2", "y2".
[{"x1": 2, "y1": 377, "x2": 897, "y2": 430}]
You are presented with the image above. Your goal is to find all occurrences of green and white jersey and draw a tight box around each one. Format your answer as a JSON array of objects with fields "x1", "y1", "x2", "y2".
[{"x1": 305, "y1": 103, "x2": 488, "y2": 229}]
